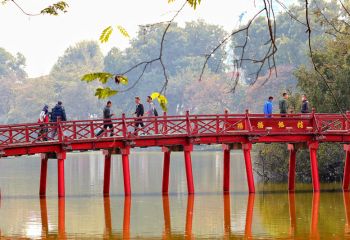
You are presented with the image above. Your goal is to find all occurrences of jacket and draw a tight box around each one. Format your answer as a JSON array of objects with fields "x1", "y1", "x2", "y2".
[
  {"x1": 279, "y1": 99, "x2": 288, "y2": 114},
  {"x1": 301, "y1": 100, "x2": 310, "y2": 113},
  {"x1": 103, "y1": 106, "x2": 113, "y2": 119},
  {"x1": 51, "y1": 104, "x2": 67, "y2": 122},
  {"x1": 135, "y1": 104, "x2": 144, "y2": 117},
  {"x1": 263, "y1": 101, "x2": 273, "y2": 117}
]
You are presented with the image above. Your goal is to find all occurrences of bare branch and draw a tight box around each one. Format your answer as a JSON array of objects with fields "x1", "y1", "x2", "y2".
[
  {"x1": 9, "y1": 0, "x2": 41, "y2": 16},
  {"x1": 115, "y1": 1, "x2": 187, "y2": 94},
  {"x1": 199, "y1": 8, "x2": 265, "y2": 82},
  {"x1": 305, "y1": 0, "x2": 347, "y2": 115}
]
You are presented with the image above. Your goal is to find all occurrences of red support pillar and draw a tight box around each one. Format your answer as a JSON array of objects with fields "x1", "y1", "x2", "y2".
[
  {"x1": 243, "y1": 143, "x2": 255, "y2": 193},
  {"x1": 57, "y1": 152, "x2": 66, "y2": 198},
  {"x1": 343, "y1": 145, "x2": 350, "y2": 191},
  {"x1": 39, "y1": 153, "x2": 48, "y2": 197},
  {"x1": 223, "y1": 144, "x2": 231, "y2": 193},
  {"x1": 288, "y1": 144, "x2": 297, "y2": 192},
  {"x1": 184, "y1": 144, "x2": 194, "y2": 194},
  {"x1": 103, "y1": 150, "x2": 112, "y2": 196},
  {"x1": 162, "y1": 147, "x2": 171, "y2": 195},
  {"x1": 122, "y1": 147, "x2": 131, "y2": 196},
  {"x1": 308, "y1": 142, "x2": 320, "y2": 192}
]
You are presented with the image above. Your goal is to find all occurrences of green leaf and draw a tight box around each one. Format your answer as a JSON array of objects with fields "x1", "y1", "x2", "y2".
[
  {"x1": 100, "y1": 26, "x2": 113, "y2": 43},
  {"x1": 40, "y1": 1, "x2": 69, "y2": 15},
  {"x1": 95, "y1": 87, "x2": 118, "y2": 99},
  {"x1": 117, "y1": 25, "x2": 130, "y2": 38},
  {"x1": 81, "y1": 72, "x2": 114, "y2": 84}
]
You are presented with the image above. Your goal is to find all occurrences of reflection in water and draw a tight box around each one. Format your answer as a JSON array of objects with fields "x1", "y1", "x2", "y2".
[
  {"x1": 344, "y1": 192, "x2": 350, "y2": 236},
  {"x1": 310, "y1": 193, "x2": 320, "y2": 240},
  {"x1": 288, "y1": 193, "x2": 296, "y2": 236},
  {"x1": 2, "y1": 191, "x2": 350, "y2": 239},
  {"x1": 2, "y1": 152, "x2": 350, "y2": 238}
]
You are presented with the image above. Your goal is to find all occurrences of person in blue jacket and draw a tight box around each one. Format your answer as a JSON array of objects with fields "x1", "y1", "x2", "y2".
[{"x1": 263, "y1": 96, "x2": 274, "y2": 118}]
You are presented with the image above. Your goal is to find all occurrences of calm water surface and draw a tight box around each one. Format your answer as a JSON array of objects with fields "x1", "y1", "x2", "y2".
[{"x1": 0, "y1": 150, "x2": 349, "y2": 239}]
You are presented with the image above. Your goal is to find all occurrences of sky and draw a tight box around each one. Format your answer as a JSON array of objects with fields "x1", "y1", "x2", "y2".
[{"x1": 0, "y1": 0, "x2": 292, "y2": 78}]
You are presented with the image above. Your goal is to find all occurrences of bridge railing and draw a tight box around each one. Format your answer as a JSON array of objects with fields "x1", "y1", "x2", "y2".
[{"x1": 0, "y1": 112, "x2": 349, "y2": 147}]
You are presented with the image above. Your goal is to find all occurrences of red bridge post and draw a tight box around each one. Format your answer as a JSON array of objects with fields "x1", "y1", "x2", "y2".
[
  {"x1": 162, "y1": 147, "x2": 171, "y2": 195},
  {"x1": 288, "y1": 144, "x2": 297, "y2": 192},
  {"x1": 57, "y1": 152, "x2": 66, "y2": 197},
  {"x1": 122, "y1": 147, "x2": 131, "y2": 196},
  {"x1": 103, "y1": 150, "x2": 112, "y2": 196},
  {"x1": 184, "y1": 144, "x2": 195, "y2": 194},
  {"x1": 343, "y1": 145, "x2": 350, "y2": 191},
  {"x1": 243, "y1": 143, "x2": 255, "y2": 193},
  {"x1": 39, "y1": 153, "x2": 48, "y2": 197},
  {"x1": 308, "y1": 142, "x2": 320, "y2": 192},
  {"x1": 222, "y1": 144, "x2": 232, "y2": 193}
]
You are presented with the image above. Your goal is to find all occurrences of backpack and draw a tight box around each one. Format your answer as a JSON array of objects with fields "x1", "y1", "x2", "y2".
[{"x1": 153, "y1": 108, "x2": 158, "y2": 116}]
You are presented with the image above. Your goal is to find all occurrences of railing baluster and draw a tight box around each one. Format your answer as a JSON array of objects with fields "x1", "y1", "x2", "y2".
[
  {"x1": 186, "y1": 111, "x2": 191, "y2": 135},
  {"x1": 9, "y1": 127, "x2": 13, "y2": 144},
  {"x1": 25, "y1": 126, "x2": 29, "y2": 142},
  {"x1": 73, "y1": 122, "x2": 77, "y2": 139},
  {"x1": 122, "y1": 113, "x2": 127, "y2": 138},
  {"x1": 90, "y1": 121, "x2": 95, "y2": 138},
  {"x1": 163, "y1": 112, "x2": 168, "y2": 135}
]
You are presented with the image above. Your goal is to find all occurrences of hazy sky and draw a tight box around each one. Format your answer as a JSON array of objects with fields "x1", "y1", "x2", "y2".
[{"x1": 0, "y1": 0, "x2": 289, "y2": 77}]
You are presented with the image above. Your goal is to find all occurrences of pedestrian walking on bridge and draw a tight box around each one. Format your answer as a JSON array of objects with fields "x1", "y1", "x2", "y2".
[{"x1": 96, "y1": 101, "x2": 114, "y2": 137}]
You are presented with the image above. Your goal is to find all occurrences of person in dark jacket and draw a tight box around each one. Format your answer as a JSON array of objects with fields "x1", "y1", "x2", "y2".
[
  {"x1": 96, "y1": 101, "x2": 114, "y2": 137},
  {"x1": 279, "y1": 92, "x2": 289, "y2": 117},
  {"x1": 51, "y1": 101, "x2": 67, "y2": 122},
  {"x1": 301, "y1": 94, "x2": 310, "y2": 113},
  {"x1": 134, "y1": 96, "x2": 144, "y2": 132},
  {"x1": 50, "y1": 101, "x2": 67, "y2": 139}
]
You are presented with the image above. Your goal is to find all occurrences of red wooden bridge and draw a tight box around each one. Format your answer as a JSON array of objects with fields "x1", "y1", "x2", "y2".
[{"x1": 1, "y1": 110, "x2": 350, "y2": 197}]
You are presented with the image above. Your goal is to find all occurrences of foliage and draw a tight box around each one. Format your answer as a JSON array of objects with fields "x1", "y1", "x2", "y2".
[
  {"x1": 95, "y1": 87, "x2": 118, "y2": 99},
  {"x1": 99, "y1": 26, "x2": 113, "y2": 43},
  {"x1": 150, "y1": 92, "x2": 168, "y2": 112},
  {"x1": 40, "y1": 1, "x2": 69, "y2": 15},
  {"x1": 81, "y1": 72, "x2": 114, "y2": 84}
]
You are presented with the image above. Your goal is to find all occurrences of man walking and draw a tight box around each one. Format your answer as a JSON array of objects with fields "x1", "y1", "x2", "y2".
[
  {"x1": 134, "y1": 96, "x2": 144, "y2": 132},
  {"x1": 96, "y1": 101, "x2": 114, "y2": 137},
  {"x1": 263, "y1": 96, "x2": 273, "y2": 118},
  {"x1": 301, "y1": 94, "x2": 310, "y2": 113},
  {"x1": 279, "y1": 93, "x2": 289, "y2": 117},
  {"x1": 50, "y1": 101, "x2": 67, "y2": 138},
  {"x1": 146, "y1": 96, "x2": 156, "y2": 117}
]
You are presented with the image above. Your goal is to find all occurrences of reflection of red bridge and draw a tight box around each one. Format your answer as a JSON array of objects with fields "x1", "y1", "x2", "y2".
[
  {"x1": 3, "y1": 192, "x2": 350, "y2": 238},
  {"x1": 1, "y1": 110, "x2": 350, "y2": 197}
]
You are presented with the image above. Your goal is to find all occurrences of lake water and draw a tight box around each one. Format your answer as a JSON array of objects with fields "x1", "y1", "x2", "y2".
[{"x1": 0, "y1": 150, "x2": 348, "y2": 239}]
